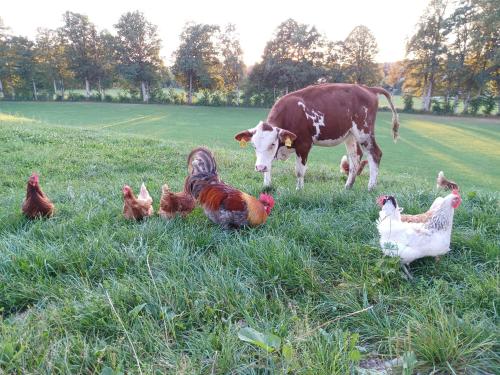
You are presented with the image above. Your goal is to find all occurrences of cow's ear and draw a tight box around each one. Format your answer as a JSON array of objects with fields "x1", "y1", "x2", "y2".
[
  {"x1": 234, "y1": 130, "x2": 255, "y2": 142},
  {"x1": 278, "y1": 129, "x2": 297, "y2": 142}
]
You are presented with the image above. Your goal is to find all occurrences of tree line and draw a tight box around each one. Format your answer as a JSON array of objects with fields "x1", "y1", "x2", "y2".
[{"x1": 0, "y1": 0, "x2": 498, "y2": 114}]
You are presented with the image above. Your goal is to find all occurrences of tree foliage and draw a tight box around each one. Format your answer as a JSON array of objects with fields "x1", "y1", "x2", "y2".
[
  {"x1": 247, "y1": 18, "x2": 326, "y2": 99},
  {"x1": 114, "y1": 11, "x2": 163, "y2": 102},
  {"x1": 172, "y1": 23, "x2": 222, "y2": 104},
  {"x1": 219, "y1": 24, "x2": 245, "y2": 94},
  {"x1": 404, "y1": 0, "x2": 499, "y2": 113},
  {"x1": 341, "y1": 25, "x2": 381, "y2": 85}
]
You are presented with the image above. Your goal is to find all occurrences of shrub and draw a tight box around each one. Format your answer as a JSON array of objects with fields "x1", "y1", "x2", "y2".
[
  {"x1": 211, "y1": 91, "x2": 224, "y2": 107},
  {"x1": 442, "y1": 99, "x2": 454, "y2": 114},
  {"x1": 226, "y1": 90, "x2": 239, "y2": 106},
  {"x1": 150, "y1": 87, "x2": 171, "y2": 104},
  {"x1": 67, "y1": 92, "x2": 86, "y2": 102},
  {"x1": 117, "y1": 93, "x2": 131, "y2": 103},
  {"x1": 469, "y1": 97, "x2": 482, "y2": 115},
  {"x1": 197, "y1": 90, "x2": 211, "y2": 106},
  {"x1": 89, "y1": 93, "x2": 101, "y2": 102},
  {"x1": 431, "y1": 99, "x2": 443, "y2": 114},
  {"x1": 482, "y1": 94, "x2": 496, "y2": 115},
  {"x1": 170, "y1": 89, "x2": 186, "y2": 105},
  {"x1": 37, "y1": 92, "x2": 50, "y2": 101},
  {"x1": 403, "y1": 94, "x2": 414, "y2": 112}
]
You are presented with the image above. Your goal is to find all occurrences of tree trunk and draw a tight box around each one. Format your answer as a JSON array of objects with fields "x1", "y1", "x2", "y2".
[
  {"x1": 463, "y1": 91, "x2": 471, "y2": 114},
  {"x1": 453, "y1": 96, "x2": 459, "y2": 114},
  {"x1": 188, "y1": 74, "x2": 193, "y2": 105},
  {"x1": 423, "y1": 81, "x2": 433, "y2": 111},
  {"x1": 98, "y1": 78, "x2": 104, "y2": 101},
  {"x1": 32, "y1": 79, "x2": 38, "y2": 101},
  {"x1": 53, "y1": 79, "x2": 58, "y2": 99},
  {"x1": 85, "y1": 77, "x2": 90, "y2": 98},
  {"x1": 141, "y1": 81, "x2": 149, "y2": 103},
  {"x1": 61, "y1": 79, "x2": 65, "y2": 100},
  {"x1": 0, "y1": 79, "x2": 3, "y2": 98}
]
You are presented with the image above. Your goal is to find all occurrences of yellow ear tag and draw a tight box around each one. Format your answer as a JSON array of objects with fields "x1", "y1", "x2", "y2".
[
  {"x1": 285, "y1": 138, "x2": 292, "y2": 147},
  {"x1": 240, "y1": 139, "x2": 247, "y2": 148}
]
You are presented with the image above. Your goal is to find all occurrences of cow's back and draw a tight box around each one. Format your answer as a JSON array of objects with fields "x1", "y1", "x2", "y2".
[{"x1": 267, "y1": 84, "x2": 379, "y2": 142}]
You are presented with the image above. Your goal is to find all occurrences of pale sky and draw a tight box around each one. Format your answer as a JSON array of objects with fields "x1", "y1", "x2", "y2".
[{"x1": 2, "y1": 0, "x2": 428, "y2": 65}]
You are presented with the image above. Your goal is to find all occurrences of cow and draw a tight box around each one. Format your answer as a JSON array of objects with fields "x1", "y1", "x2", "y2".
[{"x1": 234, "y1": 83, "x2": 400, "y2": 190}]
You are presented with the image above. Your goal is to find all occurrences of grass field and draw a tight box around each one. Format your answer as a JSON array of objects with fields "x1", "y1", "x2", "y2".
[{"x1": 0, "y1": 102, "x2": 499, "y2": 373}]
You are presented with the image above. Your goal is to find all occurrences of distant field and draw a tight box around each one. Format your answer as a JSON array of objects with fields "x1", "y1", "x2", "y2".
[
  {"x1": 0, "y1": 102, "x2": 498, "y2": 373},
  {"x1": 1, "y1": 101, "x2": 499, "y2": 192}
]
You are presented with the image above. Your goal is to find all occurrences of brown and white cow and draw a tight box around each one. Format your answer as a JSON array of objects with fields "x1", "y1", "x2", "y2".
[{"x1": 235, "y1": 83, "x2": 400, "y2": 190}]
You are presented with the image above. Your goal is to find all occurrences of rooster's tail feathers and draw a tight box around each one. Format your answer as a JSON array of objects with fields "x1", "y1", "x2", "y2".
[
  {"x1": 185, "y1": 147, "x2": 220, "y2": 198},
  {"x1": 187, "y1": 147, "x2": 218, "y2": 176}
]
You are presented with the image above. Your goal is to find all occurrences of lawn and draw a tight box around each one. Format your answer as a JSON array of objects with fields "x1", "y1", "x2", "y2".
[{"x1": 0, "y1": 102, "x2": 499, "y2": 373}]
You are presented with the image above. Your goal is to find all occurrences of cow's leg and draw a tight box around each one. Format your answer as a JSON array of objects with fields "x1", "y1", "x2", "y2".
[
  {"x1": 295, "y1": 155, "x2": 307, "y2": 190},
  {"x1": 361, "y1": 137, "x2": 382, "y2": 190},
  {"x1": 344, "y1": 135, "x2": 360, "y2": 189},
  {"x1": 263, "y1": 169, "x2": 272, "y2": 187},
  {"x1": 295, "y1": 146, "x2": 310, "y2": 190}
]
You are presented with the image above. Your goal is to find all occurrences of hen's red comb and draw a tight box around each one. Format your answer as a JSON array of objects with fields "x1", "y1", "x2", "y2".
[
  {"x1": 376, "y1": 195, "x2": 387, "y2": 207},
  {"x1": 29, "y1": 173, "x2": 39, "y2": 184}
]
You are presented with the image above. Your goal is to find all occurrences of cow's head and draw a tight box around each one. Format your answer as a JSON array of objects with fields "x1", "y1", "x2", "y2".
[{"x1": 235, "y1": 121, "x2": 297, "y2": 173}]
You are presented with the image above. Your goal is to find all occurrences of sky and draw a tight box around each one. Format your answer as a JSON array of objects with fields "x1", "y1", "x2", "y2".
[{"x1": 2, "y1": 0, "x2": 429, "y2": 65}]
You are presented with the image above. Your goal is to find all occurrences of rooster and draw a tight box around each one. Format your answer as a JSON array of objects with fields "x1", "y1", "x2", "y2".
[
  {"x1": 436, "y1": 171, "x2": 459, "y2": 191},
  {"x1": 122, "y1": 183, "x2": 153, "y2": 220},
  {"x1": 158, "y1": 182, "x2": 195, "y2": 219},
  {"x1": 22, "y1": 173, "x2": 55, "y2": 218},
  {"x1": 185, "y1": 147, "x2": 275, "y2": 229},
  {"x1": 339, "y1": 155, "x2": 368, "y2": 176},
  {"x1": 376, "y1": 190, "x2": 462, "y2": 278}
]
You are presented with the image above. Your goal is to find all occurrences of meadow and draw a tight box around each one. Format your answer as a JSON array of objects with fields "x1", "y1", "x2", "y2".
[{"x1": 0, "y1": 102, "x2": 499, "y2": 373}]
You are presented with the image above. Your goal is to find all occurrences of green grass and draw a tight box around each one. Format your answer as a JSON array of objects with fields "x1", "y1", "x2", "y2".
[
  {"x1": 2, "y1": 102, "x2": 499, "y2": 192},
  {"x1": 0, "y1": 103, "x2": 499, "y2": 373}
]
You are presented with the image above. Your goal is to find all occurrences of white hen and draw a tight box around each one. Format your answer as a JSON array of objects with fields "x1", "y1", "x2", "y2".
[{"x1": 376, "y1": 191, "x2": 462, "y2": 276}]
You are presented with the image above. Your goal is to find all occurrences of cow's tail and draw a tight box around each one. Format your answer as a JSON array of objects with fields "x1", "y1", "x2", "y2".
[{"x1": 368, "y1": 87, "x2": 400, "y2": 142}]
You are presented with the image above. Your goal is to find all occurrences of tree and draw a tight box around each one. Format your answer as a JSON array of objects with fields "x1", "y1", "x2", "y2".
[
  {"x1": 0, "y1": 17, "x2": 10, "y2": 96},
  {"x1": 219, "y1": 24, "x2": 245, "y2": 99},
  {"x1": 323, "y1": 41, "x2": 345, "y2": 83},
  {"x1": 60, "y1": 11, "x2": 100, "y2": 98},
  {"x1": 114, "y1": 11, "x2": 163, "y2": 102},
  {"x1": 341, "y1": 25, "x2": 382, "y2": 86},
  {"x1": 1, "y1": 36, "x2": 41, "y2": 100},
  {"x1": 94, "y1": 31, "x2": 118, "y2": 100},
  {"x1": 405, "y1": 0, "x2": 449, "y2": 111},
  {"x1": 172, "y1": 23, "x2": 222, "y2": 104},
  {"x1": 35, "y1": 28, "x2": 74, "y2": 98},
  {"x1": 246, "y1": 19, "x2": 326, "y2": 100},
  {"x1": 467, "y1": 0, "x2": 500, "y2": 112},
  {"x1": 382, "y1": 61, "x2": 406, "y2": 94}
]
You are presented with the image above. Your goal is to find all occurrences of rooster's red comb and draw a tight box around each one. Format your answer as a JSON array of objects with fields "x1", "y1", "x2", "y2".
[{"x1": 259, "y1": 193, "x2": 275, "y2": 208}]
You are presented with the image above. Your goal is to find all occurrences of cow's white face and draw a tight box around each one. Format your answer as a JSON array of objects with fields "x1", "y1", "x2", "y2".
[{"x1": 235, "y1": 121, "x2": 297, "y2": 173}]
